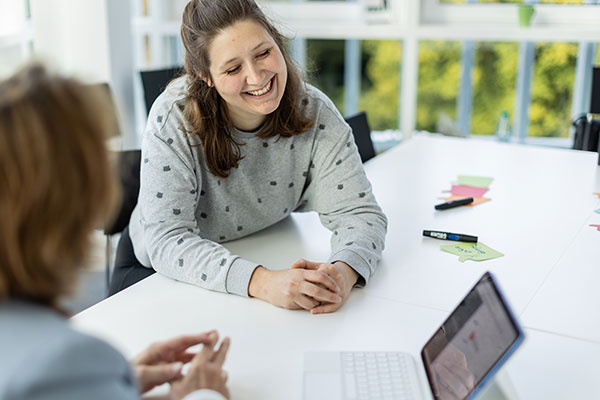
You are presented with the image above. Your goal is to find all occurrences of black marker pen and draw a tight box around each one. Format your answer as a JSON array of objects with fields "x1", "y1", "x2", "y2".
[
  {"x1": 435, "y1": 197, "x2": 474, "y2": 210},
  {"x1": 423, "y1": 230, "x2": 478, "y2": 243}
]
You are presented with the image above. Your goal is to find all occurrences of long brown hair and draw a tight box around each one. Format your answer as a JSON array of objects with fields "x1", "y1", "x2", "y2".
[
  {"x1": 180, "y1": 0, "x2": 313, "y2": 178},
  {"x1": 0, "y1": 63, "x2": 118, "y2": 309}
]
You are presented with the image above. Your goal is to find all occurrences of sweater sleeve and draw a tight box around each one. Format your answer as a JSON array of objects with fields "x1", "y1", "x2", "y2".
[
  {"x1": 138, "y1": 111, "x2": 258, "y2": 297},
  {"x1": 302, "y1": 106, "x2": 388, "y2": 286}
]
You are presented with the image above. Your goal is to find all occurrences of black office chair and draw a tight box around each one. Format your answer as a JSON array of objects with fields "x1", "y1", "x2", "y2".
[
  {"x1": 573, "y1": 67, "x2": 600, "y2": 162},
  {"x1": 345, "y1": 111, "x2": 376, "y2": 163},
  {"x1": 103, "y1": 150, "x2": 141, "y2": 292},
  {"x1": 140, "y1": 66, "x2": 183, "y2": 115}
]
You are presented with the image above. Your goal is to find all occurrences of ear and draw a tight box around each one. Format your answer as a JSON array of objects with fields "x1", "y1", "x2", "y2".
[{"x1": 199, "y1": 73, "x2": 213, "y2": 87}]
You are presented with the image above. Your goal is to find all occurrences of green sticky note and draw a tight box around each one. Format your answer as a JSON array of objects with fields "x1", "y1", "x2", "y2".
[
  {"x1": 457, "y1": 175, "x2": 494, "y2": 188},
  {"x1": 441, "y1": 242, "x2": 504, "y2": 262}
]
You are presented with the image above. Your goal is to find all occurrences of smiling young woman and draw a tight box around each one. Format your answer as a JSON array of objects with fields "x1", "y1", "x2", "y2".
[{"x1": 110, "y1": 0, "x2": 388, "y2": 315}]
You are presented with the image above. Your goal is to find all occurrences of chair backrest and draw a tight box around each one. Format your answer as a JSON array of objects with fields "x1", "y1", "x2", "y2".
[
  {"x1": 104, "y1": 150, "x2": 141, "y2": 235},
  {"x1": 573, "y1": 67, "x2": 600, "y2": 151},
  {"x1": 591, "y1": 67, "x2": 600, "y2": 114},
  {"x1": 345, "y1": 111, "x2": 376, "y2": 163},
  {"x1": 140, "y1": 66, "x2": 183, "y2": 115}
]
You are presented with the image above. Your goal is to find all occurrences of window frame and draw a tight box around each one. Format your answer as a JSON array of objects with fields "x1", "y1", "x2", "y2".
[
  {"x1": 421, "y1": 0, "x2": 600, "y2": 27},
  {"x1": 128, "y1": 0, "x2": 599, "y2": 145}
]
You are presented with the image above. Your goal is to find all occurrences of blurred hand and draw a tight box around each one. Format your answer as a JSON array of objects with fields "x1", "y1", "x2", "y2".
[
  {"x1": 248, "y1": 265, "x2": 342, "y2": 310},
  {"x1": 131, "y1": 332, "x2": 218, "y2": 393},
  {"x1": 292, "y1": 259, "x2": 358, "y2": 314},
  {"x1": 170, "y1": 331, "x2": 231, "y2": 400}
]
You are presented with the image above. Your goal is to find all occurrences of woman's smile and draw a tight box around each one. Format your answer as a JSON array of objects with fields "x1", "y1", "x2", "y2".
[{"x1": 244, "y1": 76, "x2": 274, "y2": 97}]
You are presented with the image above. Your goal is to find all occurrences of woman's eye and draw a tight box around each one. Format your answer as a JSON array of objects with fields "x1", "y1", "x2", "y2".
[
  {"x1": 226, "y1": 66, "x2": 240, "y2": 75},
  {"x1": 258, "y1": 49, "x2": 270, "y2": 58}
]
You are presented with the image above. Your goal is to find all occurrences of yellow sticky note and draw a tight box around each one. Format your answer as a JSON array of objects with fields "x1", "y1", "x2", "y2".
[{"x1": 441, "y1": 242, "x2": 504, "y2": 262}]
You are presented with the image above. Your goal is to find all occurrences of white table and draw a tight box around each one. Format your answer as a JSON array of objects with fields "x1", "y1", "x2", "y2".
[{"x1": 73, "y1": 135, "x2": 600, "y2": 399}]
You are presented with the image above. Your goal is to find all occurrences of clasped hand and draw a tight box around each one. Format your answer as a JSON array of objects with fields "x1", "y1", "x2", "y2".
[
  {"x1": 249, "y1": 259, "x2": 359, "y2": 314},
  {"x1": 131, "y1": 330, "x2": 231, "y2": 400}
]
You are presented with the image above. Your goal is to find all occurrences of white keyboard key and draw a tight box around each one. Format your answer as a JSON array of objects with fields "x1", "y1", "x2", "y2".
[
  {"x1": 338, "y1": 351, "x2": 422, "y2": 400},
  {"x1": 344, "y1": 373, "x2": 357, "y2": 399}
]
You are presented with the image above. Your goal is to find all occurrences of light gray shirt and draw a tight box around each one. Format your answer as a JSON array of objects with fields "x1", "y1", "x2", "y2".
[
  {"x1": 129, "y1": 77, "x2": 387, "y2": 297},
  {"x1": 0, "y1": 300, "x2": 225, "y2": 400}
]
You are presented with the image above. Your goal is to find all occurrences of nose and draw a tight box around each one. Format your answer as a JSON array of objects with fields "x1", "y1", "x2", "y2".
[{"x1": 245, "y1": 62, "x2": 264, "y2": 86}]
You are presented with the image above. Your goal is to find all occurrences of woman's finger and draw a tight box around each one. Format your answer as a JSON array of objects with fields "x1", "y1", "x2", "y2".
[
  {"x1": 300, "y1": 281, "x2": 341, "y2": 304},
  {"x1": 320, "y1": 264, "x2": 344, "y2": 284},
  {"x1": 304, "y1": 270, "x2": 340, "y2": 293},
  {"x1": 160, "y1": 332, "x2": 217, "y2": 358},
  {"x1": 291, "y1": 258, "x2": 321, "y2": 270},
  {"x1": 135, "y1": 362, "x2": 182, "y2": 393},
  {"x1": 211, "y1": 337, "x2": 231, "y2": 367},
  {"x1": 294, "y1": 293, "x2": 321, "y2": 310},
  {"x1": 190, "y1": 332, "x2": 219, "y2": 367},
  {"x1": 136, "y1": 331, "x2": 217, "y2": 364},
  {"x1": 166, "y1": 332, "x2": 217, "y2": 351},
  {"x1": 176, "y1": 351, "x2": 196, "y2": 363},
  {"x1": 311, "y1": 301, "x2": 342, "y2": 314}
]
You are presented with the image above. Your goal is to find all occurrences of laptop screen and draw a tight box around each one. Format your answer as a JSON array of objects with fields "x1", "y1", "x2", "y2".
[{"x1": 421, "y1": 272, "x2": 524, "y2": 400}]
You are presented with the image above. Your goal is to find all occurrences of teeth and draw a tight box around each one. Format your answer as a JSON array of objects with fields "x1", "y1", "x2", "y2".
[{"x1": 246, "y1": 79, "x2": 272, "y2": 96}]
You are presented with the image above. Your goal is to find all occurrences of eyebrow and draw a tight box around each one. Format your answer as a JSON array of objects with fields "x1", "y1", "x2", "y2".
[{"x1": 219, "y1": 41, "x2": 270, "y2": 70}]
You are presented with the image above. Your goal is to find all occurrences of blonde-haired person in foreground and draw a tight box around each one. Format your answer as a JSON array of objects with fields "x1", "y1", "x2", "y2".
[{"x1": 0, "y1": 63, "x2": 230, "y2": 400}]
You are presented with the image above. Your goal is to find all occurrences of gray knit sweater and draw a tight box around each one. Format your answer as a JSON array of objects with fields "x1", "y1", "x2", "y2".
[{"x1": 129, "y1": 77, "x2": 387, "y2": 297}]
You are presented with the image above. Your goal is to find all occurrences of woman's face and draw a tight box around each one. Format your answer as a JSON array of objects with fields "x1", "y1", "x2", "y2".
[{"x1": 207, "y1": 19, "x2": 287, "y2": 131}]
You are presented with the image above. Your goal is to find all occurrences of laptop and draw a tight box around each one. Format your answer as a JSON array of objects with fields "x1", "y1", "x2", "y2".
[{"x1": 303, "y1": 272, "x2": 524, "y2": 400}]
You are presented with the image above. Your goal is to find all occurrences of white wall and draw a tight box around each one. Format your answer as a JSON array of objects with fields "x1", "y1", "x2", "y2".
[
  {"x1": 30, "y1": 0, "x2": 110, "y2": 82},
  {"x1": 30, "y1": 0, "x2": 138, "y2": 148},
  {"x1": 0, "y1": 0, "x2": 27, "y2": 36}
]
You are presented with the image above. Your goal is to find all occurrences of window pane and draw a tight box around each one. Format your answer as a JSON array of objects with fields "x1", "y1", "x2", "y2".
[
  {"x1": 306, "y1": 39, "x2": 401, "y2": 131},
  {"x1": 164, "y1": 35, "x2": 184, "y2": 66},
  {"x1": 359, "y1": 40, "x2": 402, "y2": 130},
  {"x1": 261, "y1": 0, "x2": 355, "y2": 2},
  {"x1": 439, "y1": 0, "x2": 522, "y2": 3},
  {"x1": 0, "y1": 45, "x2": 26, "y2": 78},
  {"x1": 538, "y1": 0, "x2": 587, "y2": 3},
  {"x1": 417, "y1": 40, "x2": 578, "y2": 138},
  {"x1": 472, "y1": 42, "x2": 518, "y2": 136},
  {"x1": 417, "y1": 41, "x2": 461, "y2": 133},
  {"x1": 529, "y1": 42, "x2": 578, "y2": 138},
  {"x1": 439, "y1": 0, "x2": 590, "y2": 3},
  {"x1": 306, "y1": 39, "x2": 345, "y2": 111}
]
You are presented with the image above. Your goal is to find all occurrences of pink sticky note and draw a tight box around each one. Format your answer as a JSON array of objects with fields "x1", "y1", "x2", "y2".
[
  {"x1": 591, "y1": 225, "x2": 600, "y2": 231},
  {"x1": 447, "y1": 185, "x2": 489, "y2": 198}
]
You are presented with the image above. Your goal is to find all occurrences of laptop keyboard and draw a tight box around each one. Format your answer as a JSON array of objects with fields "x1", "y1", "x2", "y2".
[{"x1": 341, "y1": 351, "x2": 417, "y2": 400}]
